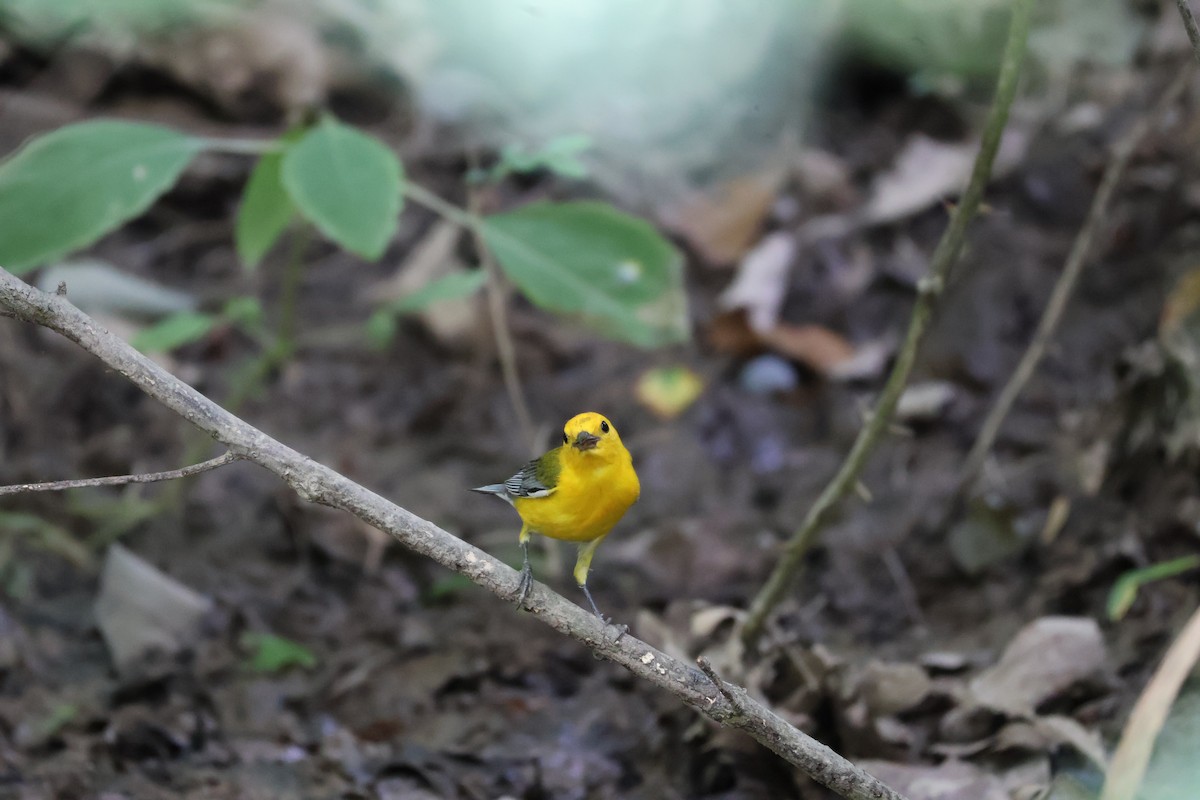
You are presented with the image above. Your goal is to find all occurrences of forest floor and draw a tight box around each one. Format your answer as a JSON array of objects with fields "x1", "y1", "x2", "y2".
[{"x1": 2, "y1": 16, "x2": 1200, "y2": 800}]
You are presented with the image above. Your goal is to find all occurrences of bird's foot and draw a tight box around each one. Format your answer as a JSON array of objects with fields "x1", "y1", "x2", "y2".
[
  {"x1": 514, "y1": 552, "x2": 533, "y2": 609},
  {"x1": 579, "y1": 584, "x2": 626, "y2": 642}
]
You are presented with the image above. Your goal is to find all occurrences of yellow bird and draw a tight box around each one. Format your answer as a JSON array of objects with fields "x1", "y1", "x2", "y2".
[{"x1": 472, "y1": 412, "x2": 640, "y2": 620}]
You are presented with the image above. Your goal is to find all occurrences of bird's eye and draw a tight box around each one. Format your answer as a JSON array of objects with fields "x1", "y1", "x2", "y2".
[
  {"x1": 562, "y1": 432, "x2": 569, "y2": 445},
  {"x1": 600, "y1": 420, "x2": 610, "y2": 433}
]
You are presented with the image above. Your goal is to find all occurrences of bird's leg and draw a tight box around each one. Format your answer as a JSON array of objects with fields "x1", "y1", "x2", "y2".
[
  {"x1": 515, "y1": 529, "x2": 533, "y2": 608},
  {"x1": 574, "y1": 536, "x2": 626, "y2": 640}
]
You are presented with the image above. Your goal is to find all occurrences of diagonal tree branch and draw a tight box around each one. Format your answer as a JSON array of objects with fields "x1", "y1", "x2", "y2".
[
  {"x1": 961, "y1": 64, "x2": 1194, "y2": 490},
  {"x1": 740, "y1": 0, "x2": 1036, "y2": 646},
  {"x1": 0, "y1": 451, "x2": 240, "y2": 496},
  {"x1": 0, "y1": 267, "x2": 908, "y2": 800}
]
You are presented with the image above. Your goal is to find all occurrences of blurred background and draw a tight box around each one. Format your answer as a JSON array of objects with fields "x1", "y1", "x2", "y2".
[{"x1": 0, "y1": 1, "x2": 1199, "y2": 798}]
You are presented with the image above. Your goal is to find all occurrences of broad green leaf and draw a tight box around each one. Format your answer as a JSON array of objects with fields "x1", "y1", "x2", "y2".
[
  {"x1": 481, "y1": 201, "x2": 687, "y2": 347},
  {"x1": 1108, "y1": 556, "x2": 1200, "y2": 621},
  {"x1": 1138, "y1": 683, "x2": 1200, "y2": 800},
  {"x1": 235, "y1": 143, "x2": 295, "y2": 269},
  {"x1": 281, "y1": 117, "x2": 403, "y2": 260},
  {"x1": 131, "y1": 311, "x2": 217, "y2": 352},
  {"x1": 241, "y1": 632, "x2": 317, "y2": 673},
  {"x1": 367, "y1": 270, "x2": 486, "y2": 347},
  {"x1": 0, "y1": 120, "x2": 202, "y2": 273}
]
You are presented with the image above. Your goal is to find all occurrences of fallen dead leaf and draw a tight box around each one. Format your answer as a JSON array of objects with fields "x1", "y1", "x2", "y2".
[
  {"x1": 859, "y1": 759, "x2": 1008, "y2": 800},
  {"x1": 661, "y1": 169, "x2": 786, "y2": 266},
  {"x1": 635, "y1": 365, "x2": 705, "y2": 420},
  {"x1": 717, "y1": 231, "x2": 796, "y2": 332},
  {"x1": 759, "y1": 323, "x2": 857, "y2": 374},
  {"x1": 969, "y1": 616, "x2": 1107, "y2": 715},
  {"x1": 862, "y1": 131, "x2": 1028, "y2": 226},
  {"x1": 95, "y1": 544, "x2": 214, "y2": 674}
]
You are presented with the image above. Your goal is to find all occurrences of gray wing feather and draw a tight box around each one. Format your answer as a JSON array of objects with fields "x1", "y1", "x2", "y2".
[{"x1": 504, "y1": 461, "x2": 555, "y2": 498}]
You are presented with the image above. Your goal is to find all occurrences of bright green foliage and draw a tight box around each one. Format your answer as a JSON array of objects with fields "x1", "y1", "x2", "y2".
[
  {"x1": 241, "y1": 632, "x2": 317, "y2": 673},
  {"x1": 1107, "y1": 556, "x2": 1200, "y2": 621},
  {"x1": 0, "y1": 120, "x2": 202, "y2": 273},
  {"x1": 236, "y1": 141, "x2": 295, "y2": 269},
  {"x1": 281, "y1": 117, "x2": 403, "y2": 260},
  {"x1": 481, "y1": 201, "x2": 687, "y2": 347},
  {"x1": 367, "y1": 270, "x2": 486, "y2": 347},
  {"x1": 484, "y1": 134, "x2": 593, "y2": 182},
  {"x1": 131, "y1": 296, "x2": 264, "y2": 354},
  {"x1": 131, "y1": 312, "x2": 217, "y2": 353}
]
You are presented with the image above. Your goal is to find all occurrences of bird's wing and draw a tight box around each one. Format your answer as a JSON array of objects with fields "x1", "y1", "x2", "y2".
[{"x1": 504, "y1": 449, "x2": 561, "y2": 499}]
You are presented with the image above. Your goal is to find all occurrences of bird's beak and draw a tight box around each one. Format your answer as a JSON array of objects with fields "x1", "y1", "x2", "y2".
[{"x1": 573, "y1": 431, "x2": 600, "y2": 451}]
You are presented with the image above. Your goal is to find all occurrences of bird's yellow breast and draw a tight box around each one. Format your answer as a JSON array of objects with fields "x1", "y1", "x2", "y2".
[{"x1": 514, "y1": 455, "x2": 639, "y2": 543}]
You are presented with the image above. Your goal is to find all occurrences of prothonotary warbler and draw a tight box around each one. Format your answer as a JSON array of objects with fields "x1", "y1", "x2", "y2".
[{"x1": 472, "y1": 412, "x2": 640, "y2": 621}]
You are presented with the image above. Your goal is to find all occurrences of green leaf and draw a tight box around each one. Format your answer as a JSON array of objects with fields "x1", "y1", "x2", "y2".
[
  {"x1": 1138, "y1": 682, "x2": 1200, "y2": 800},
  {"x1": 490, "y1": 134, "x2": 593, "y2": 181},
  {"x1": 222, "y1": 295, "x2": 264, "y2": 328},
  {"x1": 0, "y1": 120, "x2": 202, "y2": 273},
  {"x1": 236, "y1": 141, "x2": 295, "y2": 269},
  {"x1": 390, "y1": 270, "x2": 487, "y2": 316},
  {"x1": 281, "y1": 117, "x2": 403, "y2": 260},
  {"x1": 1107, "y1": 556, "x2": 1200, "y2": 621},
  {"x1": 241, "y1": 632, "x2": 317, "y2": 673},
  {"x1": 481, "y1": 201, "x2": 687, "y2": 347},
  {"x1": 130, "y1": 311, "x2": 217, "y2": 353}
]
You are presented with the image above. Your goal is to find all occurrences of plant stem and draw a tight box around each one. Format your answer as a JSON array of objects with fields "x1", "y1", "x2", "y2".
[
  {"x1": 962, "y1": 66, "x2": 1193, "y2": 491},
  {"x1": 276, "y1": 226, "x2": 311, "y2": 358},
  {"x1": 740, "y1": 0, "x2": 1036, "y2": 648},
  {"x1": 198, "y1": 137, "x2": 282, "y2": 155},
  {"x1": 467, "y1": 186, "x2": 537, "y2": 450},
  {"x1": 405, "y1": 182, "x2": 479, "y2": 229},
  {"x1": 1177, "y1": 0, "x2": 1200, "y2": 64}
]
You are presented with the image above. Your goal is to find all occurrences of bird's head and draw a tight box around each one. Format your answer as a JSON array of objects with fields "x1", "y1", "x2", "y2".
[{"x1": 561, "y1": 412, "x2": 625, "y2": 461}]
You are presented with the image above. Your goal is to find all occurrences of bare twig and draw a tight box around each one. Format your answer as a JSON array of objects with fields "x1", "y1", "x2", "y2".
[
  {"x1": 1177, "y1": 0, "x2": 1200, "y2": 65},
  {"x1": 697, "y1": 656, "x2": 745, "y2": 714},
  {"x1": 466, "y1": 186, "x2": 537, "y2": 450},
  {"x1": 741, "y1": 0, "x2": 1036, "y2": 647},
  {"x1": 961, "y1": 66, "x2": 1193, "y2": 490},
  {"x1": 0, "y1": 269, "x2": 909, "y2": 800},
  {"x1": 0, "y1": 452, "x2": 240, "y2": 496}
]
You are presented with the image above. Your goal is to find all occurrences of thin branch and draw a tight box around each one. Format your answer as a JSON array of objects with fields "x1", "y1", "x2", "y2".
[
  {"x1": 1177, "y1": 0, "x2": 1200, "y2": 65},
  {"x1": 467, "y1": 185, "x2": 537, "y2": 449},
  {"x1": 0, "y1": 270, "x2": 909, "y2": 800},
  {"x1": 740, "y1": 0, "x2": 1036, "y2": 647},
  {"x1": 961, "y1": 66, "x2": 1194, "y2": 490},
  {"x1": 697, "y1": 657, "x2": 744, "y2": 714},
  {"x1": 0, "y1": 452, "x2": 240, "y2": 496}
]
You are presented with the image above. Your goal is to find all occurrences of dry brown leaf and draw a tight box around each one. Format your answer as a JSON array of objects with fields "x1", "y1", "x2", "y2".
[
  {"x1": 1101, "y1": 604, "x2": 1200, "y2": 800},
  {"x1": 759, "y1": 323, "x2": 856, "y2": 374},
  {"x1": 660, "y1": 170, "x2": 785, "y2": 266},
  {"x1": 707, "y1": 309, "x2": 765, "y2": 357},
  {"x1": 969, "y1": 616, "x2": 1107, "y2": 715}
]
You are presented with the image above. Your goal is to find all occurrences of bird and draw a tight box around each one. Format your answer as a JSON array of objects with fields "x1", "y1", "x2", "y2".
[{"x1": 472, "y1": 411, "x2": 640, "y2": 621}]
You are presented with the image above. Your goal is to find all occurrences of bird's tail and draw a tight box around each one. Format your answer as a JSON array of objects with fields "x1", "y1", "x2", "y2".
[{"x1": 471, "y1": 484, "x2": 513, "y2": 506}]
